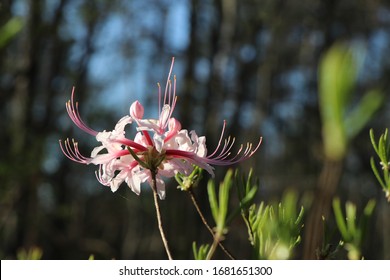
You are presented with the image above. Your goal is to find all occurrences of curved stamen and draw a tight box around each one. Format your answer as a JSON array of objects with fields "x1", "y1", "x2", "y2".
[
  {"x1": 210, "y1": 136, "x2": 236, "y2": 160},
  {"x1": 66, "y1": 87, "x2": 98, "y2": 136},
  {"x1": 59, "y1": 138, "x2": 90, "y2": 164},
  {"x1": 206, "y1": 137, "x2": 262, "y2": 165},
  {"x1": 208, "y1": 120, "x2": 227, "y2": 158},
  {"x1": 163, "y1": 57, "x2": 175, "y2": 106},
  {"x1": 166, "y1": 136, "x2": 262, "y2": 167}
]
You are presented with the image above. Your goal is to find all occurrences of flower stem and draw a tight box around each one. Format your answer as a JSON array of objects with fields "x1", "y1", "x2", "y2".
[
  {"x1": 150, "y1": 169, "x2": 173, "y2": 260},
  {"x1": 188, "y1": 189, "x2": 234, "y2": 260},
  {"x1": 206, "y1": 233, "x2": 221, "y2": 260}
]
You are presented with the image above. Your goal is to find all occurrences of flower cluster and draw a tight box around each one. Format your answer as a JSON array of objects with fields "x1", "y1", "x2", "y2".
[{"x1": 60, "y1": 58, "x2": 262, "y2": 199}]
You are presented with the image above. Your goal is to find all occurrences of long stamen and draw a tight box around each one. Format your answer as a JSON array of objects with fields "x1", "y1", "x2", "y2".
[
  {"x1": 158, "y1": 82, "x2": 161, "y2": 116},
  {"x1": 66, "y1": 87, "x2": 98, "y2": 136},
  {"x1": 211, "y1": 136, "x2": 236, "y2": 160},
  {"x1": 163, "y1": 57, "x2": 175, "y2": 106},
  {"x1": 206, "y1": 138, "x2": 262, "y2": 165},
  {"x1": 207, "y1": 120, "x2": 227, "y2": 158},
  {"x1": 59, "y1": 138, "x2": 89, "y2": 164},
  {"x1": 167, "y1": 76, "x2": 178, "y2": 122}
]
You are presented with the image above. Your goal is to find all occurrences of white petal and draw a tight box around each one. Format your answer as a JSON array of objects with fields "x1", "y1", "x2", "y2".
[
  {"x1": 114, "y1": 115, "x2": 132, "y2": 134},
  {"x1": 91, "y1": 145, "x2": 105, "y2": 158},
  {"x1": 126, "y1": 171, "x2": 142, "y2": 195}
]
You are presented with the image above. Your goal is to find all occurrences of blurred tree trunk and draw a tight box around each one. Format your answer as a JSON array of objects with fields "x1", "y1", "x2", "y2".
[
  {"x1": 8, "y1": 0, "x2": 40, "y2": 254},
  {"x1": 303, "y1": 160, "x2": 343, "y2": 259}
]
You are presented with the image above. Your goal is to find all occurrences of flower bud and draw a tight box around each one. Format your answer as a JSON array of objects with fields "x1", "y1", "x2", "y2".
[{"x1": 130, "y1": 101, "x2": 144, "y2": 119}]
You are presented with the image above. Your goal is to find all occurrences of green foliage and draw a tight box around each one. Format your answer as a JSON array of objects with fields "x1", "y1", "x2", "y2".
[
  {"x1": 234, "y1": 169, "x2": 258, "y2": 218},
  {"x1": 0, "y1": 17, "x2": 23, "y2": 49},
  {"x1": 332, "y1": 198, "x2": 376, "y2": 259},
  {"x1": 17, "y1": 247, "x2": 43, "y2": 260},
  {"x1": 197, "y1": 169, "x2": 304, "y2": 260},
  {"x1": 175, "y1": 166, "x2": 203, "y2": 191},
  {"x1": 207, "y1": 169, "x2": 233, "y2": 235},
  {"x1": 233, "y1": 168, "x2": 259, "y2": 242},
  {"x1": 245, "y1": 191, "x2": 304, "y2": 259},
  {"x1": 319, "y1": 43, "x2": 384, "y2": 161},
  {"x1": 318, "y1": 215, "x2": 344, "y2": 260},
  {"x1": 196, "y1": 169, "x2": 234, "y2": 259},
  {"x1": 192, "y1": 242, "x2": 210, "y2": 260},
  {"x1": 370, "y1": 129, "x2": 390, "y2": 201}
]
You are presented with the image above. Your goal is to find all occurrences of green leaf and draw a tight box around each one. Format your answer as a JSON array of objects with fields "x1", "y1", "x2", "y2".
[
  {"x1": 319, "y1": 43, "x2": 357, "y2": 160},
  {"x1": 385, "y1": 129, "x2": 390, "y2": 155},
  {"x1": 370, "y1": 157, "x2": 386, "y2": 190},
  {"x1": 333, "y1": 198, "x2": 350, "y2": 241},
  {"x1": 295, "y1": 206, "x2": 305, "y2": 226},
  {"x1": 378, "y1": 135, "x2": 388, "y2": 164},
  {"x1": 359, "y1": 200, "x2": 376, "y2": 245},
  {"x1": 217, "y1": 170, "x2": 233, "y2": 231},
  {"x1": 207, "y1": 180, "x2": 219, "y2": 224},
  {"x1": 345, "y1": 89, "x2": 384, "y2": 139},
  {"x1": 370, "y1": 129, "x2": 380, "y2": 155},
  {"x1": 363, "y1": 199, "x2": 376, "y2": 217},
  {"x1": 192, "y1": 242, "x2": 210, "y2": 260},
  {"x1": 207, "y1": 169, "x2": 233, "y2": 233},
  {"x1": 345, "y1": 202, "x2": 357, "y2": 239},
  {"x1": 0, "y1": 17, "x2": 24, "y2": 49}
]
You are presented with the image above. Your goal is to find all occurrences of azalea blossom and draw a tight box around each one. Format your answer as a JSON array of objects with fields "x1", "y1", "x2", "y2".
[{"x1": 60, "y1": 58, "x2": 262, "y2": 199}]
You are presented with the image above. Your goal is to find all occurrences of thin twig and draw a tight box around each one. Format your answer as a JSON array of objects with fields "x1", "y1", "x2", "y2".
[
  {"x1": 206, "y1": 233, "x2": 221, "y2": 260},
  {"x1": 188, "y1": 189, "x2": 235, "y2": 260},
  {"x1": 151, "y1": 170, "x2": 173, "y2": 260}
]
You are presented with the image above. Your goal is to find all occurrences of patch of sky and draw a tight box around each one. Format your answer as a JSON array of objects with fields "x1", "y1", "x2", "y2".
[
  {"x1": 195, "y1": 57, "x2": 211, "y2": 83},
  {"x1": 273, "y1": 102, "x2": 304, "y2": 134},
  {"x1": 256, "y1": 29, "x2": 271, "y2": 59},
  {"x1": 11, "y1": 0, "x2": 29, "y2": 17},
  {"x1": 261, "y1": 118, "x2": 285, "y2": 158},
  {"x1": 164, "y1": 0, "x2": 190, "y2": 51},
  {"x1": 61, "y1": 2, "x2": 88, "y2": 70},
  {"x1": 279, "y1": 67, "x2": 315, "y2": 106},
  {"x1": 84, "y1": 1, "x2": 191, "y2": 118},
  {"x1": 239, "y1": 44, "x2": 257, "y2": 63},
  {"x1": 239, "y1": 102, "x2": 256, "y2": 128},
  {"x1": 362, "y1": 29, "x2": 389, "y2": 82},
  {"x1": 60, "y1": 0, "x2": 87, "y2": 41},
  {"x1": 222, "y1": 58, "x2": 238, "y2": 89},
  {"x1": 221, "y1": 99, "x2": 236, "y2": 122},
  {"x1": 41, "y1": 0, "x2": 61, "y2": 23}
]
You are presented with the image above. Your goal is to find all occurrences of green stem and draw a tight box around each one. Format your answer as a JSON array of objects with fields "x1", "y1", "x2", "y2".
[
  {"x1": 150, "y1": 169, "x2": 173, "y2": 260},
  {"x1": 206, "y1": 232, "x2": 221, "y2": 260},
  {"x1": 188, "y1": 189, "x2": 234, "y2": 260}
]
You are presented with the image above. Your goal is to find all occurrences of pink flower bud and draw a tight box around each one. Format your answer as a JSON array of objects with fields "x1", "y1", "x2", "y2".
[{"x1": 130, "y1": 101, "x2": 144, "y2": 119}]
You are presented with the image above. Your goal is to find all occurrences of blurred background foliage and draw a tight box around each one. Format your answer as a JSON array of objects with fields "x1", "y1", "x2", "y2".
[{"x1": 1, "y1": 0, "x2": 390, "y2": 259}]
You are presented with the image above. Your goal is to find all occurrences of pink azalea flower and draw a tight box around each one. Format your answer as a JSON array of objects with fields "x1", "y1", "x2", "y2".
[{"x1": 60, "y1": 58, "x2": 262, "y2": 199}]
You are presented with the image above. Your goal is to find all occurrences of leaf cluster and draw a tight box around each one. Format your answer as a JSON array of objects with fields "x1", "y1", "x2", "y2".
[{"x1": 370, "y1": 129, "x2": 390, "y2": 201}]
